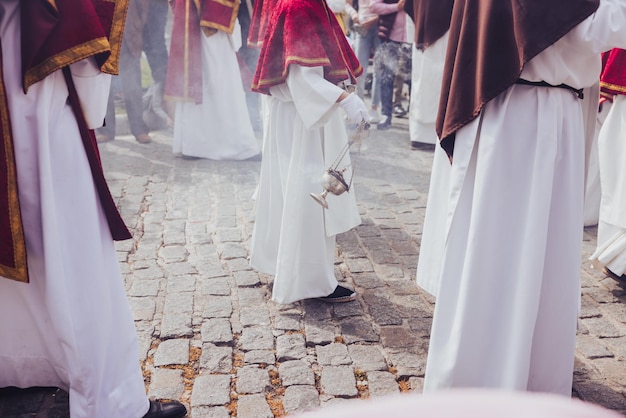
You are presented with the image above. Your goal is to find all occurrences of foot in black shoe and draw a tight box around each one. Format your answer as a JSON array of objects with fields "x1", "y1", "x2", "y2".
[
  {"x1": 143, "y1": 400, "x2": 187, "y2": 418},
  {"x1": 318, "y1": 285, "x2": 356, "y2": 303},
  {"x1": 602, "y1": 267, "x2": 626, "y2": 285},
  {"x1": 377, "y1": 115, "x2": 391, "y2": 130}
]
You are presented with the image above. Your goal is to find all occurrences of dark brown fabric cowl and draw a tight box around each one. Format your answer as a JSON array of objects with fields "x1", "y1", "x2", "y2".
[
  {"x1": 404, "y1": 0, "x2": 454, "y2": 50},
  {"x1": 437, "y1": 0, "x2": 600, "y2": 159}
]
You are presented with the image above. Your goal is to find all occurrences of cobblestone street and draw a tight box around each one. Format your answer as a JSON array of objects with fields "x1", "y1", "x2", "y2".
[{"x1": 1, "y1": 115, "x2": 625, "y2": 417}]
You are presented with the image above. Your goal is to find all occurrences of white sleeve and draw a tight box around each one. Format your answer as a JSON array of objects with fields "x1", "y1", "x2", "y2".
[
  {"x1": 574, "y1": 0, "x2": 626, "y2": 53},
  {"x1": 285, "y1": 65, "x2": 344, "y2": 130},
  {"x1": 69, "y1": 57, "x2": 111, "y2": 129}
]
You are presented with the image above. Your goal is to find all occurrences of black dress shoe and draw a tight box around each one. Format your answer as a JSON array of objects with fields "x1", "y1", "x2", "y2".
[
  {"x1": 143, "y1": 400, "x2": 187, "y2": 418},
  {"x1": 317, "y1": 285, "x2": 357, "y2": 303}
]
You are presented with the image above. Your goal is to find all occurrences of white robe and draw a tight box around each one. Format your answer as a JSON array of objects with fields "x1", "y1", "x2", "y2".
[
  {"x1": 0, "y1": 2, "x2": 149, "y2": 416},
  {"x1": 590, "y1": 95, "x2": 626, "y2": 275},
  {"x1": 408, "y1": 32, "x2": 449, "y2": 145},
  {"x1": 249, "y1": 65, "x2": 361, "y2": 304},
  {"x1": 421, "y1": 0, "x2": 626, "y2": 395},
  {"x1": 173, "y1": 27, "x2": 260, "y2": 160}
]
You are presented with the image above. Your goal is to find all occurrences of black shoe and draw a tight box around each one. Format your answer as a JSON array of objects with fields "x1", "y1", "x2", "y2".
[
  {"x1": 143, "y1": 400, "x2": 187, "y2": 418},
  {"x1": 377, "y1": 115, "x2": 391, "y2": 130},
  {"x1": 410, "y1": 141, "x2": 436, "y2": 151},
  {"x1": 393, "y1": 105, "x2": 407, "y2": 117},
  {"x1": 602, "y1": 267, "x2": 626, "y2": 285},
  {"x1": 318, "y1": 285, "x2": 356, "y2": 303}
]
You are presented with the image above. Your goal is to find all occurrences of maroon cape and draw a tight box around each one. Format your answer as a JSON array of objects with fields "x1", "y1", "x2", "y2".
[
  {"x1": 251, "y1": 0, "x2": 362, "y2": 95},
  {"x1": 600, "y1": 49, "x2": 626, "y2": 101},
  {"x1": 0, "y1": 0, "x2": 129, "y2": 283},
  {"x1": 436, "y1": 0, "x2": 600, "y2": 159},
  {"x1": 247, "y1": 0, "x2": 277, "y2": 48},
  {"x1": 404, "y1": 0, "x2": 454, "y2": 50},
  {"x1": 165, "y1": 0, "x2": 240, "y2": 103}
]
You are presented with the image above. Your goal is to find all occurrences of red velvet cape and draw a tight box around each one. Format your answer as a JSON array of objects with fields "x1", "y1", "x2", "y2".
[
  {"x1": 165, "y1": 0, "x2": 240, "y2": 103},
  {"x1": 247, "y1": 0, "x2": 277, "y2": 48},
  {"x1": 436, "y1": 0, "x2": 600, "y2": 159},
  {"x1": 251, "y1": 0, "x2": 362, "y2": 95},
  {"x1": 0, "y1": 0, "x2": 129, "y2": 283},
  {"x1": 600, "y1": 49, "x2": 626, "y2": 101}
]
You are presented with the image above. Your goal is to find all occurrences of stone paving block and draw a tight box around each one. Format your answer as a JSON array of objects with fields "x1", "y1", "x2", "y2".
[
  {"x1": 274, "y1": 314, "x2": 303, "y2": 331},
  {"x1": 279, "y1": 360, "x2": 316, "y2": 386},
  {"x1": 238, "y1": 287, "x2": 268, "y2": 306},
  {"x1": 379, "y1": 326, "x2": 416, "y2": 349},
  {"x1": 191, "y1": 406, "x2": 231, "y2": 418},
  {"x1": 159, "y1": 245, "x2": 188, "y2": 263},
  {"x1": 351, "y1": 273, "x2": 384, "y2": 289},
  {"x1": 576, "y1": 335, "x2": 614, "y2": 360},
  {"x1": 198, "y1": 264, "x2": 229, "y2": 280},
  {"x1": 582, "y1": 316, "x2": 625, "y2": 338},
  {"x1": 604, "y1": 336, "x2": 626, "y2": 360},
  {"x1": 216, "y1": 228, "x2": 242, "y2": 243},
  {"x1": 240, "y1": 306, "x2": 272, "y2": 326},
  {"x1": 366, "y1": 371, "x2": 399, "y2": 397},
  {"x1": 218, "y1": 243, "x2": 248, "y2": 260},
  {"x1": 191, "y1": 374, "x2": 231, "y2": 407},
  {"x1": 200, "y1": 343, "x2": 233, "y2": 373},
  {"x1": 128, "y1": 297, "x2": 156, "y2": 321},
  {"x1": 320, "y1": 366, "x2": 358, "y2": 397},
  {"x1": 283, "y1": 385, "x2": 321, "y2": 414},
  {"x1": 164, "y1": 292, "x2": 194, "y2": 314},
  {"x1": 277, "y1": 333, "x2": 308, "y2": 361},
  {"x1": 226, "y1": 257, "x2": 253, "y2": 272},
  {"x1": 131, "y1": 265, "x2": 164, "y2": 281},
  {"x1": 160, "y1": 313, "x2": 193, "y2": 338},
  {"x1": 154, "y1": 339, "x2": 190, "y2": 366},
  {"x1": 348, "y1": 344, "x2": 388, "y2": 371},
  {"x1": 362, "y1": 292, "x2": 403, "y2": 326},
  {"x1": 388, "y1": 352, "x2": 426, "y2": 378},
  {"x1": 234, "y1": 270, "x2": 261, "y2": 287},
  {"x1": 340, "y1": 318, "x2": 380, "y2": 344},
  {"x1": 316, "y1": 343, "x2": 352, "y2": 366},
  {"x1": 148, "y1": 368, "x2": 185, "y2": 400},
  {"x1": 166, "y1": 276, "x2": 197, "y2": 293},
  {"x1": 236, "y1": 394, "x2": 273, "y2": 418},
  {"x1": 244, "y1": 350, "x2": 276, "y2": 365},
  {"x1": 240, "y1": 326, "x2": 275, "y2": 351},
  {"x1": 201, "y1": 318, "x2": 233, "y2": 344},
  {"x1": 201, "y1": 277, "x2": 232, "y2": 296},
  {"x1": 163, "y1": 261, "x2": 198, "y2": 276},
  {"x1": 203, "y1": 296, "x2": 233, "y2": 318},
  {"x1": 128, "y1": 280, "x2": 160, "y2": 297},
  {"x1": 345, "y1": 257, "x2": 375, "y2": 273},
  {"x1": 373, "y1": 263, "x2": 405, "y2": 279},
  {"x1": 236, "y1": 366, "x2": 270, "y2": 394},
  {"x1": 332, "y1": 300, "x2": 364, "y2": 319},
  {"x1": 304, "y1": 320, "x2": 336, "y2": 346},
  {"x1": 302, "y1": 301, "x2": 333, "y2": 320}
]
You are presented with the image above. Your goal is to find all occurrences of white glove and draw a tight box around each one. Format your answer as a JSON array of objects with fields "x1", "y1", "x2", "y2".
[{"x1": 339, "y1": 92, "x2": 369, "y2": 123}]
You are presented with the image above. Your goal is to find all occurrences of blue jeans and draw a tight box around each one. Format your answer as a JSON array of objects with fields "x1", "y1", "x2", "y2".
[
  {"x1": 354, "y1": 25, "x2": 380, "y2": 108},
  {"x1": 374, "y1": 40, "x2": 401, "y2": 119}
]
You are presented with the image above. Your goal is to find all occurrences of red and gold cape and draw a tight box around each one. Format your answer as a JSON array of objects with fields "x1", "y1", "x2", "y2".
[
  {"x1": 600, "y1": 49, "x2": 626, "y2": 101},
  {"x1": 247, "y1": 0, "x2": 277, "y2": 48},
  {"x1": 164, "y1": 0, "x2": 240, "y2": 103},
  {"x1": 251, "y1": 0, "x2": 362, "y2": 95},
  {"x1": 0, "y1": 0, "x2": 129, "y2": 283}
]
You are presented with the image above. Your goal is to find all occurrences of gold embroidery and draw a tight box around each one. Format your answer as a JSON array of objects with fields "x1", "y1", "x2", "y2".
[
  {"x1": 23, "y1": 38, "x2": 111, "y2": 92},
  {"x1": 600, "y1": 81, "x2": 626, "y2": 95},
  {"x1": 200, "y1": 0, "x2": 240, "y2": 34},
  {"x1": 101, "y1": 0, "x2": 129, "y2": 75},
  {"x1": 0, "y1": 60, "x2": 28, "y2": 283}
]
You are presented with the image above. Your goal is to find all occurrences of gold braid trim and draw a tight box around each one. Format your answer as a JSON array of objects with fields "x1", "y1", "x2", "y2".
[
  {"x1": 600, "y1": 81, "x2": 626, "y2": 95},
  {"x1": 101, "y1": 0, "x2": 129, "y2": 75},
  {"x1": 0, "y1": 64, "x2": 28, "y2": 283},
  {"x1": 23, "y1": 37, "x2": 111, "y2": 92}
]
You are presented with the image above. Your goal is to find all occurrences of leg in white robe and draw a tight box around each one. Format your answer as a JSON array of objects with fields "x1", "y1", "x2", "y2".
[
  {"x1": 173, "y1": 28, "x2": 260, "y2": 160},
  {"x1": 408, "y1": 33, "x2": 448, "y2": 146},
  {"x1": 423, "y1": 84, "x2": 584, "y2": 396},
  {"x1": 249, "y1": 66, "x2": 361, "y2": 304},
  {"x1": 591, "y1": 96, "x2": 626, "y2": 276},
  {"x1": 0, "y1": 2, "x2": 149, "y2": 416}
]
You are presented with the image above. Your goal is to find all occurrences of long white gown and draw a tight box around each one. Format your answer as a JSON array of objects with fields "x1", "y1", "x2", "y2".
[
  {"x1": 591, "y1": 95, "x2": 626, "y2": 275},
  {"x1": 249, "y1": 65, "x2": 361, "y2": 304},
  {"x1": 173, "y1": 26, "x2": 260, "y2": 160},
  {"x1": 0, "y1": 2, "x2": 149, "y2": 416},
  {"x1": 408, "y1": 32, "x2": 449, "y2": 146},
  {"x1": 421, "y1": 0, "x2": 626, "y2": 395}
]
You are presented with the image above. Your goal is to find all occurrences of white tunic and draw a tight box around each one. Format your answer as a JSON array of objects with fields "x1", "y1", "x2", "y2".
[
  {"x1": 421, "y1": 0, "x2": 626, "y2": 395},
  {"x1": 173, "y1": 27, "x2": 260, "y2": 160},
  {"x1": 590, "y1": 95, "x2": 626, "y2": 275},
  {"x1": 408, "y1": 32, "x2": 449, "y2": 145},
  {"x1": 0, "y1": 2, "x2": 149, "y2": 416},
  {"x1": 249, "y1": 65, "x2": 361, "y2": 304}
]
